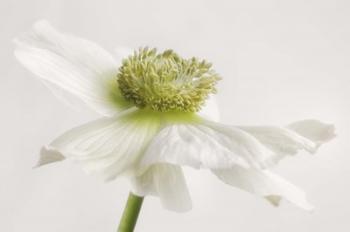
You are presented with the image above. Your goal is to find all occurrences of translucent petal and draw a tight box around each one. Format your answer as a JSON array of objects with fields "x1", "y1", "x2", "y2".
[
  {"x1": 213, "y1": 166, "x2": 313, "y2": 210},
  {"x1": 14, "y1": 20, "x2": 131, "y2": 116},
  {"x1": 36, "y1": 146, "x2": 65, "y2": 167},
  {"x1": 131, "y1": 164, "x2": 192, "y2": 212},
  {"x1": 287, "y1": 119, "x2": 336, "y2": 145},
  {"x1": 238, "y1": 120, "x2": 335, "y2": 164},
  {"x1": 140, "y1": 121, "x2": 273, "y2": 170},
  {"x1": 39, "y1": 109, "x2": 160, "y2": 181},
  {"x1": 203, "y1": 121, "x2": 278, "y2": 168}
]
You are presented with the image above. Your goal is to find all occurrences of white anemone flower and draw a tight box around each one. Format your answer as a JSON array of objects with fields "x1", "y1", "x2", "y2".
[{"x1": 14, "y1": 20, "x2": 335, "y2": 213}]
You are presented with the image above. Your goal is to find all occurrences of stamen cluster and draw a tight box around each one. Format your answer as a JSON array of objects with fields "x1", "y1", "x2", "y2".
[{"x1": 117, "y1": 47, "x2": 220, "y2": 112}]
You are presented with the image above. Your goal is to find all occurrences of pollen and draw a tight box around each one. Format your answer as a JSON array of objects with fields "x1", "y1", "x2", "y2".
[{"x1": 117, "y1": 47, "x2": 221, "y2": 112}]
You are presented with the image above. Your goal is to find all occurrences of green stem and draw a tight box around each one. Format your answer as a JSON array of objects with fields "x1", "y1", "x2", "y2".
[{"x1": 117, "y1": 192, "x2": 144, "y2": 232}]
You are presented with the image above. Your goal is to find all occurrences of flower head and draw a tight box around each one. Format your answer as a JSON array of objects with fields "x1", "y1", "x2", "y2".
[{"x1": 15, "y1": 20, "x2": 335, "y2": 212}]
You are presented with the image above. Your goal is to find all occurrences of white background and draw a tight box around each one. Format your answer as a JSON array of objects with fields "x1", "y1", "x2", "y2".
[{"x1": 1, "y1": 0, "x2": 349, "y2": 231}]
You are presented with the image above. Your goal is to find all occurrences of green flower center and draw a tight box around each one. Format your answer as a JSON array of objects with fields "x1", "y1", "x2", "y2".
[{"x1": 117, "y1": 48, "x2": 221, "y2": 112}]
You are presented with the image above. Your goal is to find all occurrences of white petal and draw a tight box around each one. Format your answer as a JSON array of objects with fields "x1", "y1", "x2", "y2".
[
  {"x1": 287, "y1": 119, "x2": 336, "y2": 145},
  {"x1": 41, "y1": 109, "x2": 160, "y2": 181},
  {"x1": 36, "y1": 146, "x2": 65, "y2": 167},
  {"x1": 198, "y1": 95, "x2": 220, "y2": 122},
  {"x1": 204, "y1": 121, "x2": 279, "y2": 168},
  {"x1": 131, "y1": 164, "x2": 192, "y2": 212},
  {"x1": 213, "y1": 167, "x2": 313, "y2": 210},
  {"x1": 140, "y1": 121, "x2": 272, "y2": 170},
  {"x1": 14, "y1": 20, "x2": 131, "y2": 116},
  {"x1": 238, "y1": 120, "x2": 335, "y2": 164}
]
